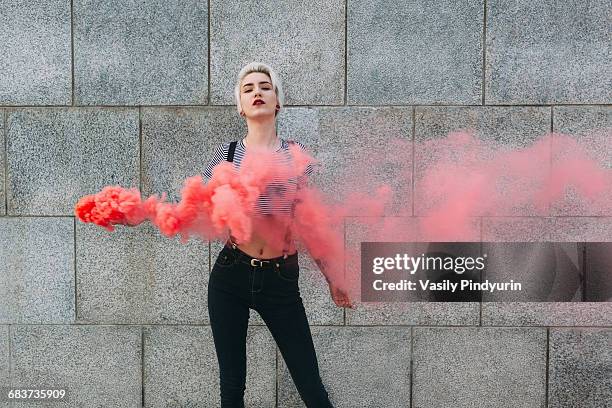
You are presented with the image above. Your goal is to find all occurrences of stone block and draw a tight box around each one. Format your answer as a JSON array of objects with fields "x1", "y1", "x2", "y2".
[
  {"x1": 0, "y1": 0, "x2": 71, "y2": 105},
  {"x1": 486, "y1": 0, "x2": 611, "y2": 103},
  {"x1": 551, "y1": 106, "x2": 612, "y2": 215},
  {"x1": 278, "y1": 326, "x2": 411, "y2": 407},
  {"x1": 0, "y1": 217, "x2": 74, "y2": 324},
  {"x1": 74, "y1": 0, "x2": 208, "y2": 105},
  {"x1": 414, "y1": 106, "x2": 551, "y2": 216},
  {"x1": 301, "y1": 107, "x2": 413, "y2": 216},
  {"x1": 6, "y1": 108, "x2": 139, "y2": 215},
  {"x1": 144, "y1": 325, "x2": 276, "y2": 407},
  {"x1": 76, "y1": 221, "x2": 209, "y2": 324},
  {"x1": 346, "y1": 216, "x2": 481, "y2": 325},
  {"x1": 482, "y1": 217, "x2": 612, "y2": 325},
  {"x1": 413, "y1": 327, "x2": 547, "y2": 408},
  {"x1": 141, "y1": 107, "x2": 246, "y2": 202},
  {"x1": 348, "y1": 0, "x2": 483, "y2": 104},
  {"x1": 10, "y1": 325, "x2": 141, "y2": 407},
  {"x1": 210, "y1": 0, "x2": 344, "y2": 105},
  {"x1": 549, "y1": 328, "x2": 612, "y2": 408}
]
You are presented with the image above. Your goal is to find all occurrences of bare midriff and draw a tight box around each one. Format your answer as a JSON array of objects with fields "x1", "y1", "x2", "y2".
[{"x1": 229, "y1": 229, "x2": 297, "y2": 259}]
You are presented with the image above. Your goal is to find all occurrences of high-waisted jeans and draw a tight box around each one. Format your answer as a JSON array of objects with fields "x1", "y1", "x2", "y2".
[{"x1": 207, "y1": 242, "x2": 334, "y2": 408}]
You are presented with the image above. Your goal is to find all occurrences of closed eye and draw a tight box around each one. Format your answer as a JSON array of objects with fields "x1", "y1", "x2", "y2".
[{"x1": 244, "y1": 87, "x2": 271, "y2": 92}]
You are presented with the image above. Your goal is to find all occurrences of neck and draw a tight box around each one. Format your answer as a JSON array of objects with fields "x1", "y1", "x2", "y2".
[{"x1": 244, "y1": 117, "x2": 278, "y2": 149}]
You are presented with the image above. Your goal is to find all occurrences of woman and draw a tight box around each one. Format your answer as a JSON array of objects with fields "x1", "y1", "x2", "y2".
[{"x1": 204, "y1": 62, "x2": 353, "y2": 408}]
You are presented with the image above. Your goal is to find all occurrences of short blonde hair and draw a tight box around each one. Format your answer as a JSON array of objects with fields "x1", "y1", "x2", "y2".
[{"x1": 234, "y1": 62, "x2": 284, "y2": 117}]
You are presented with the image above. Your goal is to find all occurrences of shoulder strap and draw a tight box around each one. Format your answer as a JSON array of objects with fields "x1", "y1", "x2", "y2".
[{"x1": 226, "y1": 141, "x2": 238, "y2": 162}]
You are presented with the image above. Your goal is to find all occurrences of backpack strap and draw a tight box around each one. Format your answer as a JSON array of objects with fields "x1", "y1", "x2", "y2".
[{"x1": 226, "y1": 141, "x2": 238, "y2": 162}]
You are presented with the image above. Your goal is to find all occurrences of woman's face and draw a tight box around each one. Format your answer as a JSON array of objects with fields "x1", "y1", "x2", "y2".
[{"x1": 240, "y1": 72, "x2": 278, "y2": 119}]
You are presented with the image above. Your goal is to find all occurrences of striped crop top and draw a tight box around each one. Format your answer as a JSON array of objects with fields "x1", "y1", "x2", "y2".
[{"x1": 203, "y1": 138, "x2": 314, "y2": 216}]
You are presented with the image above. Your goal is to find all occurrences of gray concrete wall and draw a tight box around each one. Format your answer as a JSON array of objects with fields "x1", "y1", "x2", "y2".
[{"x1": 0, "y1": 0, "x2": 610, "y2": 406}]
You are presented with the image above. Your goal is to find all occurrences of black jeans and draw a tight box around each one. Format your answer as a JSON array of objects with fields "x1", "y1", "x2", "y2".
[{"x1": 207, "y1": 243, "x2": 334, "y2": 408}]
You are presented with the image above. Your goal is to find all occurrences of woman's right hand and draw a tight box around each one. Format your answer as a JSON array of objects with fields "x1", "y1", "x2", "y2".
[{"x1": 328, "y1": 281, "x2": 355, "y2": 309}]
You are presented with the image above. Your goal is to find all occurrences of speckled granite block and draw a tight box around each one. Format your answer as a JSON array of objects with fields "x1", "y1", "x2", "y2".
[
  {"x1": 414, "y1": 106, "x2": 551, "y2": 216},
  {"x1": 345, "y1": 217, "x2": 481, "y2": 325},
  {"x1": 553, "y1": 106, "x2": 612, "y2": 168},
  {"x1": 551, "y1": 106, "x2": 612, "y2": 215},
  {"x1": 73, "y1": 0, "x2": 208, "y2": 105},
  {"x1": 348, "y1": 0, "x2": 483, "y2": 104},
  {"x1": 6, "y1": 108, "x2": 139, "y2": 215},
  {"x1": 297, "y1": 107, "x2": 412, "y2": 216},
  {"x1": 10, "y1": 325, "x2": 141, "y2": 407},
  {"x1": 278, "y1": 326, "x2": 411, "y2": 407},
  {"x1": 294, "y1": 254, "x2": 344, "y2": 326},
  {"x1": 482, "y1": 217, "x2": 612, "y2": 326},
  {"x1": 413, "y1": 327, "x2": 547, "y2": 408},
  {"x1": 275, "y1": 108, "x2": 324, "y2": 150},
  {"x1": 0, "y1": 217, "x2": 74, "y2": 324},
  {"x1": 486, "y1": 0, "x2": 612, "y2": 104},
  {"x1": 142, "y1": 107, "x2": 246, "y2": 202},
  {"x1": 549, "y1": 328, "x2": 611, "y2": 408},
  {"x1": 0, "y1": 0, "x2": 71, "y2": 105},
  {"x1": 210, "y1": 0, "x2": 344, "y2": 105},
  {"x1": 76, "y1": 221, "x2": 209, "y2": 324},
  {"x1": 144, "y1": 325, "x2": 276, "y2": 408}
]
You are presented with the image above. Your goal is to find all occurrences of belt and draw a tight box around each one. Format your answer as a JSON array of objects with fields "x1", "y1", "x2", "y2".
[{"x1": 224, "y1": 240, "x2": 298, "y2": 267}]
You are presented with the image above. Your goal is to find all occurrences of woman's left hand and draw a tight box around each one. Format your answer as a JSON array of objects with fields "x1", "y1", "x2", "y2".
[{"x1": 328, "y1": 281, "x2": 355, "y2": 309}]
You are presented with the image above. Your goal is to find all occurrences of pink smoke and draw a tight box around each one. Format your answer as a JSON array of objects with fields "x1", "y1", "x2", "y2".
[{"x1": 75, "y1": 130, "x2": 611, "y2": 302}]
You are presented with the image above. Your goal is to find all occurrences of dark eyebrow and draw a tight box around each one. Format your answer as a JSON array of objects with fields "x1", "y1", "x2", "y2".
[{"x1": 242, "y1": 81, "x2": 272, "y2": 88}]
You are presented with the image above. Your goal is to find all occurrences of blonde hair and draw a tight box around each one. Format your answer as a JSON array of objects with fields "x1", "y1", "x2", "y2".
[{"x1": 234, "y1": 62, "x2": 284, "y2": 117}]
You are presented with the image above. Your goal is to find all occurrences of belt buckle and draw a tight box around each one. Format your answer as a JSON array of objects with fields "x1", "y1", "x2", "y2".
[{"x1": 250, "y1": 258, "x2": 270, "y2": 267}]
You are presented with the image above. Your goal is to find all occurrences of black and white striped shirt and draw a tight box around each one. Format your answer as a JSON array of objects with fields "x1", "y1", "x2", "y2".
[{"x1": 203, "y1": 138, "x2": 314, "y2": 216}]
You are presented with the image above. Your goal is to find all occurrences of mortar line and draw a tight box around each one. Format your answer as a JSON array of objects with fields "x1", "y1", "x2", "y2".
[
  {"x1": 139, "y1": 106, "x2": 143, "y2": 192},
  {"x1": 479, "y1": 218, "x2": 484, "y2": 326},
  {"x1": 344, "y1": 0, "x2": 348, "y2": 105},
  {"x1": 73, "y1": 217, "x2": 77, "y2": 322},
  {"x1": 275, "y1": 346, "x2": 279, "y2": 407},
  {"x1": 409, "y1": 326, "x2": 414, "y2": 407},
  {"x1": 482, "y1": 0, "x2": 487, "y2": 105},
  {"x1": 345, "y1": 214, "x2": 612, "y2": 219},
  {"x1": 545, "y1": 328, "x2": 550, "y2": 407},
  {"x1": 8, "y1": 325, "x2": 12, "y2": 388},
  {"x1": 411, "y1": 106, "x2": 416, "y2": 216},
  {"x1": 5, "y1": 323, "x2": 611, "y2": 328},
  {"x1": 1, "y1": 103, "x2": 610, "y2": 109},
  {"x1": 343, "y1": 217, "x2": 347, "y2": 325},
  {"x1": 207, "y1": 0, "x2": 211, "y2": 105},
  {"x1": 3, "y1": 110, "x2": 7, "y2": 213},
  {"x1": 2, "y1": 215, "x2": 94, "y2": 218},
  {"x1": 549, "y1": 106, "x2": 553, "y2": 216},
  {"x1": 581, "y1": 243, "x2": 587, "y2": 302},
  {"x1": 70, "y1": 0, "x2": 75, "y2": 105},
  {"x1": 141, "y1": 327, "x2": 145, "y2": 407}
]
